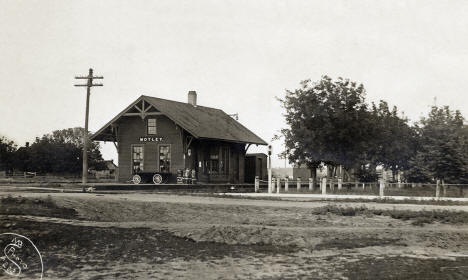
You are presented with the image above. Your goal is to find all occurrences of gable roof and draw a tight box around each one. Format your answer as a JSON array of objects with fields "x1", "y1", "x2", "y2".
[{"x1": 91, "y1": 95, "x2": 267, "y2": 145}]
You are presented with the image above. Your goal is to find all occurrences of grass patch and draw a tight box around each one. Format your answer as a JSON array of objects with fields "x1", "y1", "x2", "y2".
[
  {"x1": 211, "y1": 193, "x2": 468, "y2": 206},
  {"x1": 332, "y1": 197, "x2": 468, "y2": 206},
  {"x1": 344, "y1": 256, "x2": 468, "y2": 280},
  {"x1": 315, "y1": 236, "x2": 403, "y2": 250},
  {"x1": 0, "y1": 195, "x2": 78, "y2": 219},
  {"x1": 311, "y1": 205, "x2": 468, "y2": 225}
]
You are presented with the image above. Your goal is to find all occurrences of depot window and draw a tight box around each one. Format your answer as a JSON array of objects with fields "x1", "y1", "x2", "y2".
[
  {"x1": 147, "y1": 118, "x2": 157, "y2": 135},
  {"x1": 159, "y1": 145, "x2": 171, "y2": 173},
  {"x1": 132, "y1": 145, "x2": 144, "y2": 174}
]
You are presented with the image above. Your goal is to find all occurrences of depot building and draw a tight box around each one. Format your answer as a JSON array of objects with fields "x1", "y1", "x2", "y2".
[{"x1": 91, "y1": 91, "x2": 267, "y2": 183}]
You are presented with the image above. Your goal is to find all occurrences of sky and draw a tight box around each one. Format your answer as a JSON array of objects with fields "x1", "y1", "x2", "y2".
[{"x1": 1, "y1": 0, "x2": 468, "y2": 167}]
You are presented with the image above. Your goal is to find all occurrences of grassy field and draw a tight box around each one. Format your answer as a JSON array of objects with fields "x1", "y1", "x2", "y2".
[{"x1": 1, "y1": 192, "x2": 468, "y2": 279}]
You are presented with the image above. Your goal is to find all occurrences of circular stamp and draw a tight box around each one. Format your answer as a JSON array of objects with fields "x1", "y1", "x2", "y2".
[{"x1": 0, "y1": 233, "x2": 43, "y2": 279}]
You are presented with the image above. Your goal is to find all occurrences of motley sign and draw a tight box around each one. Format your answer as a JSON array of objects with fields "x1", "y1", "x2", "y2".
[{"x1": 139, "y1": 137, "x2": 163, "y2": 142}]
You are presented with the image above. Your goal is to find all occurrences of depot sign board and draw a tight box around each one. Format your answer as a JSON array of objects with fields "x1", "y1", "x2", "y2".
[{"x1": 139, "y1": 137, "x2": 163, "y2": 142}]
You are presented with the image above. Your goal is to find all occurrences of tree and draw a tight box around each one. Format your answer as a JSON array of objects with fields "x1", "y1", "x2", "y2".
[
  {"x1": 42, "y1": 127, "x2": 106, "y2": 171},
  {"x1": 20, "y1": 127, "x2": 106, "y2": 174},
  {"x1": 13, "y1": 143, "x2": 31, "y2": 172},
  {"x1": 0, "y1": 136, "x2": 17, "y2": 172},
  {"x1": 368, "y1": 101, "x2": 417, "y2": 178},
  {"x1": 277, "y1": 76, "x2": 421, "y2": 182},
  {"x1": 404, "y1": 152, "x2": 432, "y2": 183},
  {"x1": 406, "y1": 106, "x2": 468, "y2": 183},
  {"x1": 277, "y1": 76, "x2": 376, "y2": 179}
]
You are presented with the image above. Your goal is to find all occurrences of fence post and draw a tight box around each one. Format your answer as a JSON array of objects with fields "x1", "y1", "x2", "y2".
[
  {"x1": 285, "y1": 177, "x2": 289, "y2": 192},
  {"x1": 255, "y1": 176, "x2": 259, "y2": 193},
  {"x1": 398, "y1": 178, "x2": 402, "y2": 189},
  {"x1": 338, "y1": 178, "x2": 342, "y2": 190},
  {"x1": 309, "y1": 177, "x2": 314, "y2": 191},
  {"x1": 297, "y1": 177, "x2": 301, "y2": 191},
  {"x1": 355, "y1": 181, "x2": 358, "y2": 189},
  {"x1": 330, "y1": 178, "x2": 334, "y2": 192},
  {"x1": 362, "y1": 183, "x2": 365, "y2": 190},
  {"x1": 379, "y1": 179, "x2": 385, "y2": 197},
  {"x1": 277, "y1": 177, "x2": 281, "y2": 194},
  {"x1": 322, "y1": 177, "x2": 327, "y2": 194},
  {"x1": 272, "y1": 177, "x2": 276, "y2": 193},
  {"x1": 442, "y1": 180, "x2": 446, "y2": 197},
  {"x1": 435, "y1": 179, "x2": 440, "y2": 198}
]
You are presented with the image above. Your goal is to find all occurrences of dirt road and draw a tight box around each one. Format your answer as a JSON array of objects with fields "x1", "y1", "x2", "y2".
[
  {"x1": 4, "y1": 190, "x2": 468, "y2": 211},
  {"x1": 1, "y1": 191, "x2": 468, "y2": 279}
]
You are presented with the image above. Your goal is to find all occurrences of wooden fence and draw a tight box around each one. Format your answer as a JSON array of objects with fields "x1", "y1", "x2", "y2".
[{"x1": 254, "y1": 176, "x2": 467, "y2": 198}]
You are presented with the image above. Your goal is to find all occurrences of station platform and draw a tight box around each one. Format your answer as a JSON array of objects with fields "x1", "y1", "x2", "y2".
[{"x1": 87, "y1": 182, "x2": 256, "y2": 192}]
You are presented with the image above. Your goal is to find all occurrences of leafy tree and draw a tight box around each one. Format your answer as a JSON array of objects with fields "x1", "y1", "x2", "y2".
[
  {"x1": 278, "y1": 76, "x2": 372, "y2": 173},
  {"x1": 404, "y1": 152, "x2": 432, "y2": 183},
  {"x1": 277, "y1": 76, "x2": 421, "y2": 182},
  {"x1": 354, "y1": 164, "x2": 378, "y2": 182},
  {"x1": 406, "y1": 106, "x2": 468, "y2": 183},
  {"x1": 0, "y1": 136, "x2": 17, "y2": 172},
  {"x1": 18, "y1": 127, "x2": 106, "y2": 174},
  {"x1": 27, "y1": 137, "x2": 81, "y2": 173},
  {"x1": 13, "y1": 143, "x2": 31, "y2": 172},
  {"x1": 368, "y1": 101, "x2": 417, "y2": 178},
  {"x1": 42, "y1": 127, "x2": 106, "y2": 171}
]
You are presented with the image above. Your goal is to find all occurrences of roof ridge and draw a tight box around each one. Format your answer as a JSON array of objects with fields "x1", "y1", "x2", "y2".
[{"x1": 142, "y1": 95, "x2": 223, "y2": 111}]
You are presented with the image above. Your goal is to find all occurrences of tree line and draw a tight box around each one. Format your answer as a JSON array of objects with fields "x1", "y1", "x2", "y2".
[
  {"x1": 277, "y1": 76, "x2": 468, "y2": 184},
  {"x1": 0, "y1": 127, "x2": 106, "y2": 175}
]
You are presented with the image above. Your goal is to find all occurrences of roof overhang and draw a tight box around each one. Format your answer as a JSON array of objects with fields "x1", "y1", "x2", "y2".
[
  {"x1": 198, "y1": 137, "x2": 267, "y2": 146},
  {"x1": 91, "y1": 95, "x2": 268, "y2": 146},
  {"x1": 91, "y1": 95, "x2": 200, "y2": 141}
]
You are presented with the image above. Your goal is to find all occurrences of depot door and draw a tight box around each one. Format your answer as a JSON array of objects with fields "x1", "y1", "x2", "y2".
[{"x1": 231, "y1": 150, "x2": 239, "y2": 183}]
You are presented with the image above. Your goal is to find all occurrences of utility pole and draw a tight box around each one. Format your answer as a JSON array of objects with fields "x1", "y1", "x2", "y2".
[
  {"x1": 268, "y1": 145, "x2": 272, "y2": 194},
  {"x1": 74, "y1": 68, "x2": 103, "y2": 188}
]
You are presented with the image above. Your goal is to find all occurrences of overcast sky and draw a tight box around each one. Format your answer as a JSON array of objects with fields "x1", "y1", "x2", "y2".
[{"x1": 1, "y1": 0, "x2": 468, "y2": 167}]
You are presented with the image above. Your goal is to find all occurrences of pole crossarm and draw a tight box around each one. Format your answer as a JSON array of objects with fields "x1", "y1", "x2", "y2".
[
  {"x1": 75, "y1": 76, "x2": 103, "y2": 79},
  {"x1": 74, "y1": 84, "x2": 103, "y2": 87}
]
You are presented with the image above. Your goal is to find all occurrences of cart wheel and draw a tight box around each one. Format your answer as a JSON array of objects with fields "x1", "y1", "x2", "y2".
[
  {"x1": 153, "y1": 174, "x2": 163, "y2": 184},
  {"x1": 132, "y1": 174, "x2": 142, "y2": 184}
]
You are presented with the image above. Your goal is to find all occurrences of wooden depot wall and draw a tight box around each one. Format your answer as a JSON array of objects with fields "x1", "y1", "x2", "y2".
[
  {"x1": 116, "y1": 115, "x2": 184, "y2": 182},
  {"x1": 114, "y1": 115, "x2": 246, "y2": 183}
]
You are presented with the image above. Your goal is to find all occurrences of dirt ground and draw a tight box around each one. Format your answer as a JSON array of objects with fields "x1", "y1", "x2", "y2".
[{"x1": 1, "y1": 190, "x2": 468, "y2": 279}]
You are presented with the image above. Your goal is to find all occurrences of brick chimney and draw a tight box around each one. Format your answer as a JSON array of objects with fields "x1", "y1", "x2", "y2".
[{"x1": 188, "y1": 91, "x2": 197, "y2": 106}]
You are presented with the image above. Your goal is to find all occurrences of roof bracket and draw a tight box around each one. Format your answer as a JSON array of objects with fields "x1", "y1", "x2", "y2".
[
  {"x1": 113, "y1": 141, "x2": 119, "y2": 152},
  {"x1": 144, "y1": 104, "x2": 153, "y2": 112},
  {"x1": 186, "y1": 136, "x2": 194, "y2": 151}
]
